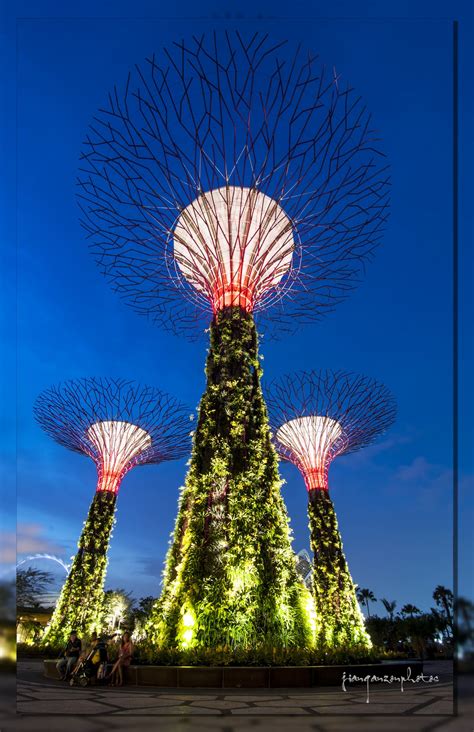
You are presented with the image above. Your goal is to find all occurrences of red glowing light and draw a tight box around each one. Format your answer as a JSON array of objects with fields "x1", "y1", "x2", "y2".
[
  {"x1": 95, "y1": 470, "x2": 123, "y2": 494},
  {"x1": 304, "y1": 468, "x2": 329, "y2": 493}
]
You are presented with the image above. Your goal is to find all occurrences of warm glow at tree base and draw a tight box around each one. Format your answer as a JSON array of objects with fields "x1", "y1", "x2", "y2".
[
  {"x1": 41, "y1": 491, "x2": 117, "y2": 646},
  {"x1": 304, "y1": 468, "x2": 329, "y2": 492},
  {"x1": 308, "y1": 489, "x2": 372, "y2": 650},
  {"x1": 146, "y1": 307, "x2": 312, "y2": 650}
]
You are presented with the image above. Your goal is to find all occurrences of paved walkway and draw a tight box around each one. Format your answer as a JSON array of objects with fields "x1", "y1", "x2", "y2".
[{"x1": 3, "y1": 660, "x2": 471, "y2": 731}]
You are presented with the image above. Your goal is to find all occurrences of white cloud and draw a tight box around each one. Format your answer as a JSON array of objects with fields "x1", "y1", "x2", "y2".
[
  {"x1": 0, "y1": 532, "x2": 16, "y2": 565},
  {"x1": 396, "y1": 456, "x2": 433, "y2": 482},
  {"x1": 17, "y1": 522, "x2": 65, "y2": 556}
]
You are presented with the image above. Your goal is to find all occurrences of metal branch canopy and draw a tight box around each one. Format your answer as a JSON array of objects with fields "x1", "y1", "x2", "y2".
[
  {"x1": 78, "y1": 32, "x2": 390, "y2": 336},
  {"x1": 34, "y1": 377, "x2": 191, "y2": 493},
  {"x1": 266, "y1": 370, "x2": 397, "y2": 491}
]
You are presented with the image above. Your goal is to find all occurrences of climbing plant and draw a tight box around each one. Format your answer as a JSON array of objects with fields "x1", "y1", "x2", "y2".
[
  {"x1": 308, "y1": 488, "x2": 371, "y2": 650},
  {"x1": 147, "y1": 307, "x2": 314, "y2": 650},
  {"x1": 41, "y1": 491, "x2": 116, "y2": 646}
]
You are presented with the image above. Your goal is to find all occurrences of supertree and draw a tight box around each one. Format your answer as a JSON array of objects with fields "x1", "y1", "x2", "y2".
[
  {"x1": 266, "y1": 370, "x2": 397, "y2": 649},
  {"x1": 34, "y1": 377, "x2": 191, "y2": 646},
  {"x1": 76, "y1": 33, "x2": 390, "y2": 650}
]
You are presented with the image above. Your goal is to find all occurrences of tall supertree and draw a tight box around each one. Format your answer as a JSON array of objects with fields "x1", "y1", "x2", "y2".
[
  {"x1": 266, "y1": 370, "x2": 397, "y2": 650},
  {"x1": 34, "y1": 378, "x2": 190, "y2": 646},
  {"x1": 76, "y1": 33, "x2": 390, "y2": 650}
]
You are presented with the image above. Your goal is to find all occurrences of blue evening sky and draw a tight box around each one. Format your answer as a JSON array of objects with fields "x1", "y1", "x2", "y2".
[{"x1": 2, "y1": 0, "x2": 473, "y2": 615}]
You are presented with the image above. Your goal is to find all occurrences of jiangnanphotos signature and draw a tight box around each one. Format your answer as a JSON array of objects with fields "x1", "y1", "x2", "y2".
[{"x1": 342, "y1": 666, "x2": 440, "y2": 703}]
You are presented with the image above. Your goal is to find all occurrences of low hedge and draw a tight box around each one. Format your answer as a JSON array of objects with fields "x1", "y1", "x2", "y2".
[
  {"x1": 127, "y1": 642, "x2": 381, "y2": 667},
  {"x1": 21, "y1": 640, "x2": 411, "y2": 667}
]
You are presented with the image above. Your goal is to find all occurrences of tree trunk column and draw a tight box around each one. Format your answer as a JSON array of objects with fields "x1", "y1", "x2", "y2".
[
  {"x1": 307, "y1": 487, "x2": 372, "y2": 649},
  {"x1": 148, "y1": 306, "x2": 313, "y2": 650},
  {"x1": 42, "y1": 490, "x2": 117, "y2": 646}
]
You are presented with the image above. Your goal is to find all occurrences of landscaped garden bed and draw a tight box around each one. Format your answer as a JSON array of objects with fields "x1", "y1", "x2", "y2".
[{"x1": 44, "y1": 659, "x2": 423, "y2": 688}]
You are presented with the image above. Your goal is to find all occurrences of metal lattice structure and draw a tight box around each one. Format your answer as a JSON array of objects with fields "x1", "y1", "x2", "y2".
[
  {"x1": 266, "y1": 370, "x2": 397, "y2": 491},
  {"x1": 78, "y1": 32, "x2": 390, "y2": 337},
  {"x1": 34, "y1": 377, "x2": 191, "y2": 493}
]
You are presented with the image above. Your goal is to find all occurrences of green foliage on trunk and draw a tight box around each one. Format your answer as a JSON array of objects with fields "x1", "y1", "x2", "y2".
[
  {"x1": 147, "y1": 307, "x2": 313, "y2": 650},
  {"x1": 41, "y1": 490, "x2": 117, "y2": 646},
  {"x1": 308, "y1": 489, "x2": 371, "y2": 649}
]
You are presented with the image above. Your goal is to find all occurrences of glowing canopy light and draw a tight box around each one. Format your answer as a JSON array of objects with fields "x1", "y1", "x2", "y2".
[
  {"x1": 267, "y1": 370, "x2": 397, "y2": 492},
  {"x1": 34, "y1": 376, "x2": 192, "y2": 487},
  {"x1": 173, "y1": 187, "x2": 294, "y2": 313},
  {"x1": 276, "y1": 416, "x2": 342, "y2": 492},
  {"x1": 87, "y1": 421, "x2": 152, "y2": 493}
]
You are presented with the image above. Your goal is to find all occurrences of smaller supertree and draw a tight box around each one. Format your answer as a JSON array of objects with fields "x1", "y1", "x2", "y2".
[
  {"x1": 34, "y1": 377, "x2": 190, "y2": 645},
  {"x1": 266, "y1": 370, "x2": 396, "y2": 650}
]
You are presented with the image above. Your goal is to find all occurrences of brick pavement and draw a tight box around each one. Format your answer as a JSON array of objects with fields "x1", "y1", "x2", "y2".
[{"x1": 1, "y1": 660, "x2": 470, "y2": 732}]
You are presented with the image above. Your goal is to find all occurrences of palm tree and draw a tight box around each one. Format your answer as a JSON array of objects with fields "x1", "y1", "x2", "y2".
[
  {"x1": 356, "y1": 588, "x2": 377, "y2": 618},
  {"x1": 401, "y1": 604, "x2": 421, "y2": 619},
  {"x1": 432, "y1": 586, "x2": 453, "y2": 638},
  {"x1": 16, "y1": 568, "x2": 54, "y2": 609},
  {"x1": 381, "y1": 598, "x2": 397, "y2": 621}
]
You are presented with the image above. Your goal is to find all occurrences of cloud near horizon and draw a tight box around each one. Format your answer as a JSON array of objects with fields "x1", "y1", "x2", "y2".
[{"x1": 17, "y1": 522, "x2": 66, "y2": 557}]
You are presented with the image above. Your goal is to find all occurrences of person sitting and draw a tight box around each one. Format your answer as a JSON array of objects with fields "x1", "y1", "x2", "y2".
[
  {"x1": 72, "y1": 631, "x2": 98, "y2": 674},
  {"x1": 56, "y1": 630, "x2": 82, "y2": 680},
  {"x1": 108, "y1": 632, "x2": 133, "y2": 686},
  {"x1": 83, "y1": 636, "x2": 108, "y2": 683}
]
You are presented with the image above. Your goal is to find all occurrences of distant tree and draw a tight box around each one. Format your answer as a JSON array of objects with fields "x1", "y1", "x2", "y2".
[
  {"x1": 0, "y1": 580, "x2": 15, "y2": 621},
  {"x1": 17, "y1": 618, "x2": 43, "y2": 644},
  {"x1": 102, "y1": 589, "x2": 135, "y2": 633},
  {"x1": 356, "y1": 588, "x2": 377, "y2": 618},
  {"x1": 365, "y1": 615, "x2": 395, "y2": 649},
  {"x1": 401, "y1": 613, "x2": 439, "y2": 659},
  {"x1": 401, "y1": 604, "x2": 422, "y2": 619},
  {"x1": 381, "y1": 599, "x2": 397, "y2": 621},
  {"x1": 431, "y1": 586, "x2": 453, "y2": 640},
  {"x1": 134, "y1": 596, "x2": 154, "y2": 619},
  {"x1": 129, "y1": 596, "x2": 156, "y2": 640},
  {"x1": 457, "y1": 597, "x2": 474, "y2": 650},
  {"x1": 134, "y1": 596, "x2": 155, "y2": 616},
  {"x1": 16, "y1": 569, "x2": 54, "y2": 609}
]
